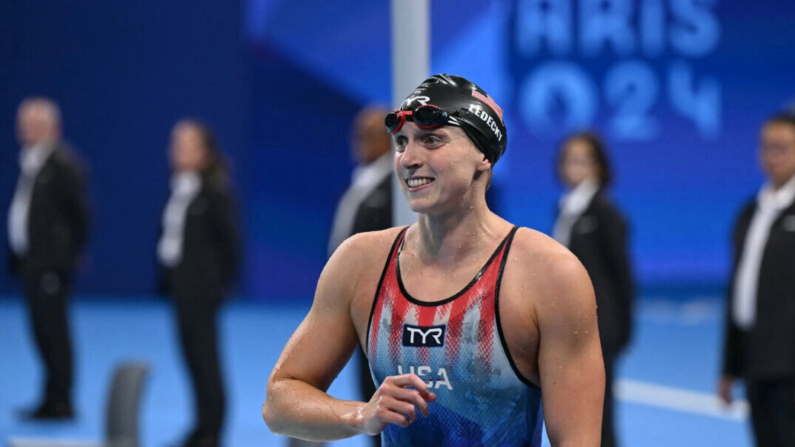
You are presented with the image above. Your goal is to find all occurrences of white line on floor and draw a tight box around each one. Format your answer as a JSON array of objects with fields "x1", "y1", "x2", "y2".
[{"x1": 615, "y1": 379, "x2": 749, "y2": 421}]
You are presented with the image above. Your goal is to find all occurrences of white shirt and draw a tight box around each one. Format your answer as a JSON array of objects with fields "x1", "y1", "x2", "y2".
[
  {"x1": 328, "y1": 153, "x2": 392, "y2": 256},
  {"x1": 7, "y1": 143, "x2": 56, "y2": 256},
  {"x1": 732, "y1": 174, "x2": 795, "y2": 330},
  {"x1": 553, "y1": 178, "x2": 600, "y2": 248},
  {"x1": 157, "y1": 171, "x2": 202, "y2": 267}
]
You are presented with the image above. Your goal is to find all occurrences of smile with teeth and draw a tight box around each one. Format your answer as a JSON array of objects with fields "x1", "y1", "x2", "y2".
[{"x1": 406, "y1": 177, "x2": 435, "y2": 188}]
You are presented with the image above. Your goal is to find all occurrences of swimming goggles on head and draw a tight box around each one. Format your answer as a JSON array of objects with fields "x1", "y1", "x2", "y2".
[{"x1": 385, "y1": 104, "x2": 458, "y2": 134}]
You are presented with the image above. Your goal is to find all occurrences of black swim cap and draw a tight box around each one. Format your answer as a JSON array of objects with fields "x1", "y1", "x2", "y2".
[{"x1": 396, "y1": 74, "x2": 507, "y2": 165}]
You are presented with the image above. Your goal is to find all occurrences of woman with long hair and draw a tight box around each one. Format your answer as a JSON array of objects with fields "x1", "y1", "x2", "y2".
[
  {"x1": 157, "y1": 120, "x2": 241, "y2": 447},
  {"x1": 554, "y1": 131, "x2": 634, "y2": 447}
]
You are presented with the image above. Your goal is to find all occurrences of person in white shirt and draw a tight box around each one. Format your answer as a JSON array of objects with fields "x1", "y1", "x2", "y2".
[
  {"x1": 157, "y1": 120, "x2": 240, "y2": 447},
  {"x1": 719, "y1": 113, "x2": 795, "y2": 447},
  {"x1": 328, "y1": 106, "x2": 393, "y2": 257},
  {"x1": 553, "y1": 131, "x2": 633, "y2": 447},
  {"x1": 7, "y1": 97, "x2": 89, "y2": 420}
]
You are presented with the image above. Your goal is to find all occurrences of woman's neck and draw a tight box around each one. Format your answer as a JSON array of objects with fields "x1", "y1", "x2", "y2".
[{"x1": 412, "y1": 200, "x2": 507, "y2": 264}]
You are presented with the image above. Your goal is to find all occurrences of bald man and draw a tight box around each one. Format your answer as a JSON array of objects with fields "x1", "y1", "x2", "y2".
[
  {"x1": 7, "y1": 97, "x2": 89, "y2": 420},
  {"x1": 328, "y1": 106, "x2": 394, "y2": 255}
]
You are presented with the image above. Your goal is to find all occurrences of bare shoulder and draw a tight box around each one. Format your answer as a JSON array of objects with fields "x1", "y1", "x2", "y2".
[
  {"x1": 502, "y1": 227, "x2": 595, "y2": 329},
  {"x1": 505, "y1": 227, "x2": 591, "y2": 292},
  {"x1": 327, "y1": 227, "x2": 406, "y2": 275},
  {"x1": 321, "y1": 227, "x2": 407, "y2": 330},
  {"x1": 511, "y1": 227, "x2": 597, "y2": 333}
]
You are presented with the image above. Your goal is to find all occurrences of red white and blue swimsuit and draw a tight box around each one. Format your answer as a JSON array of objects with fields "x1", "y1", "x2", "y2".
[{"x1": 367, "y1": 226, "x2": 543, "y2": 447}]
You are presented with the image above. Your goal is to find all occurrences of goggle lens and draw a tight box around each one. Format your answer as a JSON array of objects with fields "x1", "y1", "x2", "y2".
[
  {"x1": 385, "y1": 111, "x2": 409, "y2": 133},
  {"x1": 385, "y1": 105, "x2": 450, "y2": 134},
  {"x1": 413, "y1": 106, "x2": 449, "y2": 128}
]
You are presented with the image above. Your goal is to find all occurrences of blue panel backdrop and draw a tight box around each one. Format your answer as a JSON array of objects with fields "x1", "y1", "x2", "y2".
[
  {"x1": 243, "y1": 0, "x2": 795, "y2": 302},
  {"x1": 2, "y1": 0, "x2": 795, "y2": 303}
]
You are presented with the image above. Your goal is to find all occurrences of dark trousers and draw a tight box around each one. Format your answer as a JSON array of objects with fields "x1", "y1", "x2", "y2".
[
  {"x1": 601, "y1": 352, "x2": 618, "y2": 447},
  {"x1": 23, "y1": 269, "x2": 73, "y2": 405},
  {"x1": 746, "y1": 378, "x2": 795, "y2": 447},
  {"x1": 174, "y1": 295, "x2": 225, "y2": 440}
]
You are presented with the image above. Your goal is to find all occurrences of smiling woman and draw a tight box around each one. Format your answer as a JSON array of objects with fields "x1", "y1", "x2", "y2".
[
  {"x1": 262, "y1": 74, "x2": 605, "y2": 447},
  {"x1": 392, "y1": 123, "x2": 484, "y2": 215}
]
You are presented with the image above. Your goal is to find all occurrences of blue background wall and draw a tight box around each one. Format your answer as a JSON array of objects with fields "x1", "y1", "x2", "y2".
[{"x1": 2, "y1": 0, "x2": 795, "y2": 303}]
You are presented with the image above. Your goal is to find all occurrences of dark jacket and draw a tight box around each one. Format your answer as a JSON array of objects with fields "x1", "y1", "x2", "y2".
[
  {"x1": 351, "y1": 174, "x2": 392, "y2": 235},
  {"x1": 159, "y1": 175, "x2": 241, "y2": 301},
  {"x1": 7, "y1": 142, "x2": 90, "y2": 276},
  {"x1": 563, "y1": 192, "x2": 634, "y2": 357},
  {"x1": 722, "y1": 198, "x2": 795, "y2": 379}
]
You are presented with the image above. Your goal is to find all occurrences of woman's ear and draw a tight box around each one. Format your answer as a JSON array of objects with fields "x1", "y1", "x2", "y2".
[{"x1": 477, "y1": 155, "x2": 492, "y2": 173}]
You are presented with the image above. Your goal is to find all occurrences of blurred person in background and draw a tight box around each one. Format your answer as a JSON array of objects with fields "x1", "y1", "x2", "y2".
[
  {"x1": 328, "y1": 105, "x2": 393, "y2": 259},
  {"x1": 157, "y1": 120, "x2": 241, "y2": 447},
  {"x1": 263, "y1": 74, "x2": 604, "y2": 446},
  {"x1": 6, "y1": 97, "x2": 90, "y2": 420},
  {"x1": 306, "y1": 104, "x2": 393, "y2": 447},
  {"x1": 719, "y1": 113, "x2": 795, "y2": 447},
  {"x1": 553, "y1": 131, "x2": 633, "y2": 447}
]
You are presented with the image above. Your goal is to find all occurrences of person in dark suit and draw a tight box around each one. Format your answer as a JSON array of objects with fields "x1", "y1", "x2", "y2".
[
  {"x1": 157, "y1": 120, "x2": 241, "y2": 447},
  {"x1": 6, "y1": 97, "x2": 90, "y2": 420},
  {"x1": 328, "y1": 105, "x2": 393, "y2": 255},
  {"x1": 719, "y1": 113, "x2": 795, "y2": 447},
  {"x1": 553, "y1": 131, "x2": 633, "y2": 447},
  {"x1": 287, "y1": 106, "x2": 393, "y2": 447}
]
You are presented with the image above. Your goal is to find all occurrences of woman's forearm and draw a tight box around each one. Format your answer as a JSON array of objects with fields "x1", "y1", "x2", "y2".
[{"x1": 262, "y1": 378, "x2": 367, "y2": 441}]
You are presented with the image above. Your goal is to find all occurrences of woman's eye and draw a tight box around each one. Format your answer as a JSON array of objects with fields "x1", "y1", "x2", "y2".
[
  {"x1": 424, "y1": 136, "x2": 442, "y2": 146},
  {"x1": 394, "y1": 136, "x2": 408, "y2": 151}
]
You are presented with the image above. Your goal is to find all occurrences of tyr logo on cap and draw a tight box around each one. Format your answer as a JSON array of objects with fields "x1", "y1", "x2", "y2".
[{"x1": 401, "y1": 95, "x2": 430, "y2": 110}]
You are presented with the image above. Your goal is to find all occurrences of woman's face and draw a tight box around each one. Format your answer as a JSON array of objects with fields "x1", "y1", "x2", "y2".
[
  {"x1": 169, "y1": 122, "x2": 208, "y2": 173},
  {"x1": 393, "y1": 121, "x2": 489, "y2": 215},
  {"x1": 560, "y1": 138, "x2": 599, "y2": 188}
]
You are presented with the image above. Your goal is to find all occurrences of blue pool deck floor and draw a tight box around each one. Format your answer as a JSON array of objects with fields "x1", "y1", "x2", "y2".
[{"x1": 0, "y1": 294, "x2": 754, "y2": 446}]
